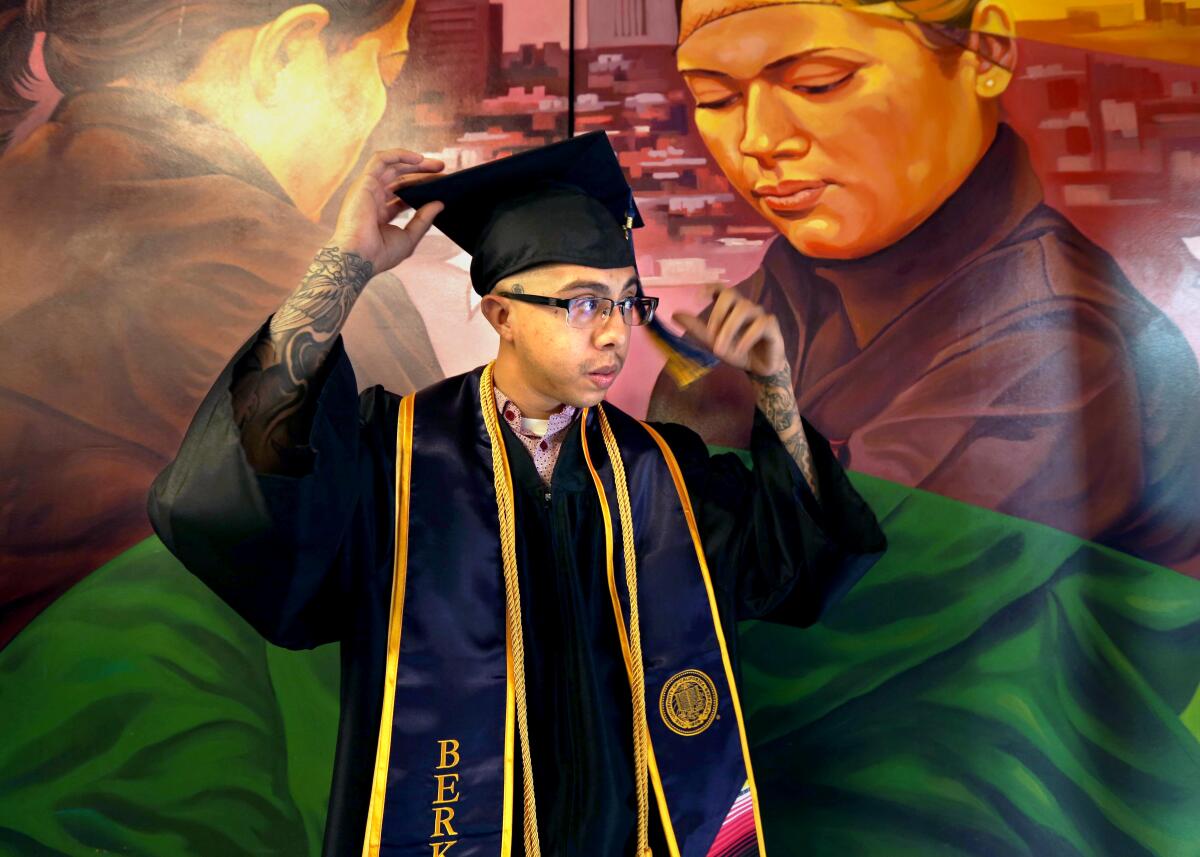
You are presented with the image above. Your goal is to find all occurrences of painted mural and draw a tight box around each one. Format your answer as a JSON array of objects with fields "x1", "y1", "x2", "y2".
[{"x1": 1, "y1": 0, "x2": 1198, "y2": 854}]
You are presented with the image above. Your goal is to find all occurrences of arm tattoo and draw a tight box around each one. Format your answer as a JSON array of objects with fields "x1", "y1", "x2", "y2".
[
  {"x1": 750, "y1": 368, "x2": 797, "y2": 434},
  {"x1": 748, "y1": 366, "x2": 821, "y2": 502},
  {"x1": 232, "y1": 246, "x2": 375, "y2": 473}
]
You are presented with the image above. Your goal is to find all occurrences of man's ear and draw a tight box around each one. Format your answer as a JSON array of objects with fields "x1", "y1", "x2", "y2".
[
  {"x1": 249, "y1": 4, "x2": 331, "y2": 105},
  {"x1": 968, "y1": 0, "x2": 1017, "y2": 99},
  {"x1": 480, "y1": 294, "x2": 514, "y2": 342}
]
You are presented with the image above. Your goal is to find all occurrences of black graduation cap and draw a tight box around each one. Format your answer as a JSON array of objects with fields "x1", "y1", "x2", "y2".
[
  {"x1": 398, "y1": 131, "x2": 644, "y2": 297},
  {"x1": 397, "y1": 131, "x2": 720, "y2": 387}
]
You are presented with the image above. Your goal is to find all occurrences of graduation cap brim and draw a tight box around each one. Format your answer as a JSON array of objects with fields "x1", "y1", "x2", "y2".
[{"x1": 397, "y1": 132, "x2": 646, "y2": 293}]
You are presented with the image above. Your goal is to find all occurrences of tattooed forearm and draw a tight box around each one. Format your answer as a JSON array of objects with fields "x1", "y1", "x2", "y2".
[
  {"x1": 751, "y1": 368, "x2": 797, "y2": 433},
  {"x1": 782, "y1": 431, "x2": 819, "y2": 502},
  {"x1": 748, "y1": 365, "x2": 821, "y2": 502},
  {"x1": 231, "y1": 245, "x2": 375, "y2": 474}
]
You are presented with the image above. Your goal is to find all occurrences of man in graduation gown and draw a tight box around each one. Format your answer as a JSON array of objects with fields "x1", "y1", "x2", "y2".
[{"x1": 147, "y1": 133, "x2": 886, "y2": 857}]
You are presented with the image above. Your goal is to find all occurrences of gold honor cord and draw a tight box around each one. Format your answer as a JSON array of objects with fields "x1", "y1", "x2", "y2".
[
  {"x1": 597, "y1": 405, "x2": 653, "y2": 857},
  {"x1": 480, "y1": 363, "x2": 542, "y2": 857},
  {"x1": 581, "y1": 411, "x2": 682, "y2": 857}
]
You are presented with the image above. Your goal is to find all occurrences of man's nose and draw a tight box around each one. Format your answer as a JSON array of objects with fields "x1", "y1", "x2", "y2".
[{"x1": 593, "y1": 304, "x2": 629, "y2": 349}]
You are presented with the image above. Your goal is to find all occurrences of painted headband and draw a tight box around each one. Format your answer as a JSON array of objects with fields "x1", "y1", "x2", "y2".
[{"x1": 676, "y1": 0, "x2": 979, "y2": 47}]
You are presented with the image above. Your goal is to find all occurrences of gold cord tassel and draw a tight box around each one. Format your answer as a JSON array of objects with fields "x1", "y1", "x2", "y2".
[
  {"x1": 598, "y1": 405, "x2": 653, "y2": 857},
  {"x1": 481, "y1": 363, "x2": 542, "y2": 857}
]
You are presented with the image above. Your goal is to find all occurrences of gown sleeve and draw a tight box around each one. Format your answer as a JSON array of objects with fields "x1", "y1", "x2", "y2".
[
  {"x1": 146, "y1": 319, "x2": 398, "y2": 650},
  {"x1": 651, "y1": 408, "x2": 887, "y2": 627}
]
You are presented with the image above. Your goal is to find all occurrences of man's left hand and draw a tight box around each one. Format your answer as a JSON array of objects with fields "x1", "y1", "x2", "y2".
[{"x1": 671, "y1": 283, "x2": 787, "y2": 377}]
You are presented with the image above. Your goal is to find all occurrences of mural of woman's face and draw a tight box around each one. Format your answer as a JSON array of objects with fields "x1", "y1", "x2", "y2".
[{"x1": 677, "y1": 3, "x2": 1004, "y2": 260}]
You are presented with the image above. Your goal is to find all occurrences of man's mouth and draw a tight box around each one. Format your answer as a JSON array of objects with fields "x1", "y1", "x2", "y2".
[
  {"x1": 753, "y1": 180, "x2": 830, "y2": 214},
  {"x1": 586, "y1": 364, "x2": 621, "y2": 389}
]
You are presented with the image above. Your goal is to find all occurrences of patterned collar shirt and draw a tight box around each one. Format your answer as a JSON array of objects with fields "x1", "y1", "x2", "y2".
[{"x1": 493, "y1": 386, "x2": 580, "y2": 487}]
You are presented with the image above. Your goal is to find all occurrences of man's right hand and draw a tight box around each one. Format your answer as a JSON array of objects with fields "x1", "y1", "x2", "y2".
[
  {"x1": 330, "y1": 148, "x2": 445, "y2": 272},
  {"x1": 233, "y1": 148, "x2": 443, "y2": 474}
]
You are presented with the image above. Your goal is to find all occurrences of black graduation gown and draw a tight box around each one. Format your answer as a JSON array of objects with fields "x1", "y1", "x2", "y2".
[{"x1": 147, "y1": 323, "x2": 886, "y2": 857}]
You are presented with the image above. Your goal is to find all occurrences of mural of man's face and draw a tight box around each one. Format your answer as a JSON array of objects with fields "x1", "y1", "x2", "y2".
[
  {"x1": 310, "y1": 2, "x2": 417, "y2": 145},
  {"x1": 676, "y1": 2, "x2": 1012, "y2": 260},
  {"x1": 177, "y1": 2, "x2": 416, "y2": 218}
]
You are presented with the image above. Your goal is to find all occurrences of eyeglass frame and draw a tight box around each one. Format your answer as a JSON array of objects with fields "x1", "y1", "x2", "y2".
[{"x1": 495, "y1": 291, "x2": 660, "y2": 328}]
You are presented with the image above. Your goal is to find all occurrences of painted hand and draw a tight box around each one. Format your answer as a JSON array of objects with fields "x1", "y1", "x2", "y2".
[
  {"x1": 330, "y1": 148, "x2": 445, "y2": 272},
  {"x1": 671, "y1": 283, "x2": 787, "y2": 378}
]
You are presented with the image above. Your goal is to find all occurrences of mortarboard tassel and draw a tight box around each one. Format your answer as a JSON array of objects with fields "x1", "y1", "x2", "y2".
[
  {"x1": 626, "y1": 190, "x2": 721, "y2": 388},
  {"x1": 645, "y1": 315, "x2": 721, "y2": 389}
]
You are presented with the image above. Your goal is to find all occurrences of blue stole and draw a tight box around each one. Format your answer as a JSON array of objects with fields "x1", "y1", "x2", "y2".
[{"x1": 359, "y1": 367, "x2": 765, "y2": 857}]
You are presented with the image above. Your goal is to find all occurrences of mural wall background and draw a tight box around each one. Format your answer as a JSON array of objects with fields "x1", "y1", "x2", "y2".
[{"x1": 1, "y1": 0, "x2": 1198, "y2": 854}]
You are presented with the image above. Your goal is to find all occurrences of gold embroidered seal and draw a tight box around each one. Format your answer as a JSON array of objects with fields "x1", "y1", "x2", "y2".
[{"x1": 659, "y1": 669, "x2": 718, "y2": 736}]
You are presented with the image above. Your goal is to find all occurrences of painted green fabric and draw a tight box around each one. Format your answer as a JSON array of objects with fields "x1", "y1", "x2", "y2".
[
  {"x1": 2, "y1": 473, "x2": 1198, "y2": 856},
  {"x1": 0, "y1": 538, "x2": 340, "y2": 857},
  {"x1": 740, "y1": 474, "x2": 1200, "y2": 857}
]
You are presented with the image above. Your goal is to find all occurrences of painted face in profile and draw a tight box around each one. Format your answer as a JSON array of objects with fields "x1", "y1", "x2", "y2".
[
  {"x1": 676, "y1": 1, "x2": 1004, "y2": 260},
  {"x1": 276, "y1": 0, "x2": 417, "y2": 174}
]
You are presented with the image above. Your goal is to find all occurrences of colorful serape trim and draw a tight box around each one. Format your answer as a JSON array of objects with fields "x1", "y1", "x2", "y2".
[{"x1": 705, "y1": 781, "x2": 757, "y2": 857}]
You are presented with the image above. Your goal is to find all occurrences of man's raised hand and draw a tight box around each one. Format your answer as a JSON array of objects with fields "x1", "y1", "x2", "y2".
[
  {"x1": 671, "y1": 283, "x2": 787, "y2": 378},
  {"x1": 673, "y1": 284, "x2": 821, "y2": 499},
  {"x1": 330, "y1": 148, "x2": 445, "y2": 273},
  {"x1": 234, "y1": 149, "x2": 442, "y2": 474}
]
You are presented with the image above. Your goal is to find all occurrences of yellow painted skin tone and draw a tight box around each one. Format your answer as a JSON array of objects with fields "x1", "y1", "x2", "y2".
[
  {"x1": 676, "y1": 1, "x2": 1017, "y2": 260},
  {"x1": 164, "y1": 2, "x2": 416, "y2": 220}
]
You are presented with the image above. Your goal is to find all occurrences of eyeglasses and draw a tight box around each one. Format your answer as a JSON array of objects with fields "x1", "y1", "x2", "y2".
[{"x1": 496, "y1": 292, "x2": 660, "y2": 329}]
